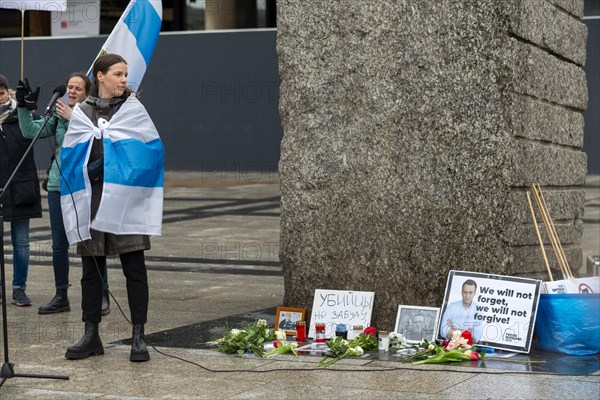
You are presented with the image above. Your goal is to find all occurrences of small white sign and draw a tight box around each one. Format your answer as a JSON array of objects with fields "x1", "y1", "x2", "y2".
[
  {"x1": 51, "y1": 0, "x2": 99, "y2": 37},
  {"x1": 544, "y1": 277, "x2": 600, "y2": 294},
  {"x1": 309, "y1": 289, "x2": 374, "y2": 339}
]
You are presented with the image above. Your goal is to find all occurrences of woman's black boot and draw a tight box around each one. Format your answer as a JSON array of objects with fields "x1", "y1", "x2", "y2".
[
  {"x1": 65, "y1": 320, "x2": 104, "y2": 359},
  {"x1": 130, "y1": 324, "x2": 150, "y2": 362},
  {"x1": 101, "y1": 288, "x2": 110, "y2": 316},
  {"x1": 38, "y1": 288, "x2": 70, "y2": 314}
]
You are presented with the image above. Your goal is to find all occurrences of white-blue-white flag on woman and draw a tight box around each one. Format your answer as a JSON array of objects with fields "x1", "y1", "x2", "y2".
[
  {"x1": 60, "y1": 95, "x2": 164, "y2": 244},
  {"x1": 88, "y1": 0, "x2": 162, "y2": 91}
]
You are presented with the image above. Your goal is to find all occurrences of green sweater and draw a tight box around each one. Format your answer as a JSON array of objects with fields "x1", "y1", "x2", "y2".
[{"x1": 18, "y1": 107, "x2": 69, "y2": 192}]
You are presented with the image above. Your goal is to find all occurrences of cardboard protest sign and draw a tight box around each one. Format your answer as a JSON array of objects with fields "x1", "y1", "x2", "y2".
[
  {"x1": 544, "y1": 276, "x2": 600, "y2": 294},
  {"x1": 309, "y1": 289, "x2": 374, "y2": 339},
  {"x1": 438, "y1": 271, "x2": 542, "y2": 353}
]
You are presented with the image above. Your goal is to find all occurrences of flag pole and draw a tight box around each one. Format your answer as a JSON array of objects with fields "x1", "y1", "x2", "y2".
[{"x1": 20, "y1": 9, "x2": 25, "y2": 79}]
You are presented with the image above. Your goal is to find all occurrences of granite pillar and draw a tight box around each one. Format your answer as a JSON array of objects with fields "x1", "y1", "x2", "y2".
[{"x1": 277, "y1": 0, "x2": 588, "y2": 328}]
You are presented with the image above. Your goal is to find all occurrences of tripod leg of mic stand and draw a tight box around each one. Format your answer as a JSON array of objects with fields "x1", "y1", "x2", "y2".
[
  {"x1": 0, "y1": 204, "x2": 70, "y2": 388},
  {"x1": 0, "y1": 363, "x2": 69, "y2": 388},
  {"x1": 0, "y1": 362, "x2": 14, "y2": 383}
]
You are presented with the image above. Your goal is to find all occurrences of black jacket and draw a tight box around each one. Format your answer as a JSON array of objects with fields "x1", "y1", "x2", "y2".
[{"x1": 0, "y1": 108, "x2": 42, "y2": 222}]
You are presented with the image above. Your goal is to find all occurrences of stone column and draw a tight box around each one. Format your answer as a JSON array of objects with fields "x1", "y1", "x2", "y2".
[{"x1": 277, "y1": 0, "x2": 588, "y2": 328}]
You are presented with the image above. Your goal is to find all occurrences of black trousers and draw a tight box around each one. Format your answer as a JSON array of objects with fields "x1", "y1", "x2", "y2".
[{"x1": 81, "y1": 250, "x2": 148, "y2": 324}]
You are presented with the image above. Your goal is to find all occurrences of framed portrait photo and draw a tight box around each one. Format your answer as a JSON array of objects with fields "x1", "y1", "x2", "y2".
[
  {"x1": 274, "y1": 306, "x2": 306, "y2": 336},
  {"x1": 394, "y1": 305, "x2": 440, "y2": 344}
]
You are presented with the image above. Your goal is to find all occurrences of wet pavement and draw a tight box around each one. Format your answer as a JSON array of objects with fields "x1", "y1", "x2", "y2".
[{"x1": 0, "y1": 172, "x2": 598, "y2": 399}]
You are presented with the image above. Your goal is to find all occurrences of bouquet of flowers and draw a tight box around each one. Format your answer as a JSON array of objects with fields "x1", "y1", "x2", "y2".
[
  {"x1": 389, "y1": 332, "x2": 408, "y2": 350},
  {"x1": 216, "y1": 319, "x2": 276, "y2": 357},
  {"x1": 318, "y1": 336, "x2": 365, "y2": 367},
  {"x1": 400, "y1": 330, "x2": 483, "y2": 365},
  {"x1": 398, "y1": 330, "x2": 546, "y2": 366},
  {"x1": 265, "y1": 329, "x2": 299, "y2": 357},
  {"x1": 318, "y1": 326, "x2": 378, "y2": 367}
]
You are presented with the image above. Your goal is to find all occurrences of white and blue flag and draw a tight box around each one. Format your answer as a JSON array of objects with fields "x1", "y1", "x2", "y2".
[
  {"x1": 60, "y1": 95, "x2": 164, "y2": 244},
  {"x1": 88, "y1": 0, "x2": 162, "y2": 91}
]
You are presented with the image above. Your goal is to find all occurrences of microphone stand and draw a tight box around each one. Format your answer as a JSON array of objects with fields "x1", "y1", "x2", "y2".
[{"x1": 0, "y1": 106, "x2": 69, "y2": 387}]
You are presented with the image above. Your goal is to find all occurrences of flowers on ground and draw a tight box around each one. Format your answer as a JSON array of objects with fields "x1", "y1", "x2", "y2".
[
  {"x1": 267, "y1": 342, "x2": 299, "y2": 357},
  {"x1": 318, "y1": 326, "x2": 378, "y2": 367},
  {"x1": 399, "y1": 330, "x2": 482, "y2": 365},
  {"x1": 275, "y1": 329, "x2": 287, "y2": 341},
  {"x1": 389, "y1": 332, "x2": 408, "y2": 349},
  {"x1": 216, "y1": 320, "x2": 276, "y2": 357},
  {"x1": 363, "y1": 326, "x2": 377, "y2": 337},
  {"x1": 318, "y1": 336, "x2": 365, "y2": 367},
  {"x1": 266, "y1": 329, "x2": 299, "y2": 357},
  {"x1": 350, "y1": 327, "x2": 379, "y2": 351},
  {"x1": 398, "y1": 330, "x2": 544, "y2": 366}
]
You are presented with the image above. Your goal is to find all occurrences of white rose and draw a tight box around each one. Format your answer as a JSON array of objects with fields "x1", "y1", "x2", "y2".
[
  {"x1": 231, "y1": 329, "x2": 241, "y2": 337},
  {"x1": 276, "y1": 329, "x2": 287, "y2": 341}
]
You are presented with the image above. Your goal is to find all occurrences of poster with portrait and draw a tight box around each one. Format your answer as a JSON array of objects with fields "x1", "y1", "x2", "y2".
[
  {"x1": 438, "y1": 271, "x2": 542, "y2": 353},
  {"x1": 394, "y1": 305, "x2": 440, "y2": 343}
]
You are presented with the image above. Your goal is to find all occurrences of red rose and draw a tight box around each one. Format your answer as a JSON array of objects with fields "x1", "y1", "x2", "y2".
[
  {"x1": 363, "y1": 326, "x2": 377, "y2": 337},
  {"x1": 461, "y1": 330, "x2": 473, "y2": 345},
  {"x1": 469, "y1": 351, "x2": 479, "y2": 360},
  {"x1": 273, "y1": 340, "x2": 280, "y2": 348},
  {"x1": 441, "y1": 339, "x2": 450, "y2": 348}
]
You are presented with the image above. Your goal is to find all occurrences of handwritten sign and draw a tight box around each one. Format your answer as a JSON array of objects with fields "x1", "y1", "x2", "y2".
[
  {"x1": 308, "y1": 289, "x2": 375, "y2": 339},
  {"x1": 438, "y1": 271, "x2": 542, "y2": 353}
]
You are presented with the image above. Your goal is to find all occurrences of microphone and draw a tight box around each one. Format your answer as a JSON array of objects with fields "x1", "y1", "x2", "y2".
[{"x1": 45, "y1": 84, "x2": 67, "y2": 116}]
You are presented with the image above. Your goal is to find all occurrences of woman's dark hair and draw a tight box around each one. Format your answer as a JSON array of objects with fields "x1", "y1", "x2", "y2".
[
  {"x1": 91, "y1": 53, "x2": 127, "y2": 87},
  {"x1": 66, "y1": 71, "x2": 92, "y2": 96},
  {"x1": 0, "y1": 74, "x2": 9, "y2": 91}
]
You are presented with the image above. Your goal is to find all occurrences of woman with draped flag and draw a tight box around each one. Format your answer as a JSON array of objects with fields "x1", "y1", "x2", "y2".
[{"x1": 62, "y1": 54, "x2": 164, "y2": 362}]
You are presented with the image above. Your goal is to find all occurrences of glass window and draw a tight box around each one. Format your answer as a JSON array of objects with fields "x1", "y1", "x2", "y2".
[
  {"x1": 584, "y1": 0, "x2": 600, "y2": 17},
  {"x1": 187, "y1": 0, "x2": 275, "y2": 31},
  {"x1": 186, "y1": 0, "x2": 206, "y2": 30},
  {"x1": 0, "y1": 0, "x2": 276, "y2": 38}
]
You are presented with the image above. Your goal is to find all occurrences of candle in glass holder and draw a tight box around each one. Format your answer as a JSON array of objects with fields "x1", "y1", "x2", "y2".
[
  {"x1": 352, "y1": 325, "x2": 364, "y2": 340},
  {"x1": 315, "y1": 323, "x2": 326, "y2": 343},
  {"x1": 335, "y1": 323, "x2": 348, "y2": 339},
  {"x1": 378, "y1": 330, "x2": 390, "y2": 351},
  {"x1": 295, "y1": 321, "x2": 307, "y2": 342}
]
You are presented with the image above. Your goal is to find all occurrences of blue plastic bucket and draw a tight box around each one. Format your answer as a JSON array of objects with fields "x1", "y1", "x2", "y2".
[{"x1": 534, "y1": 293, "x2": 600, "y2": 355}]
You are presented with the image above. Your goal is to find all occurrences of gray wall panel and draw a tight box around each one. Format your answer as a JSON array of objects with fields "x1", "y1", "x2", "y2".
[
  {"x1": 584, "y1": 19, "x2": 599, "y2": 174},
  {"x1": 0, "y1": 29, "x2": 282, "y2": 173}
]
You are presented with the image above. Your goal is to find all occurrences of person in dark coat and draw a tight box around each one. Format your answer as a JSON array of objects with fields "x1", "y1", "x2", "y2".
[
  {"x1": 0, "y1": 74, "x2": 42, "y2": 306},
  {"x1": 64, "y1": 54, "x2": 153, "y2": 363},
  {"x1": 18, "y1": 73, "x2": 111, "y2": 316}
]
